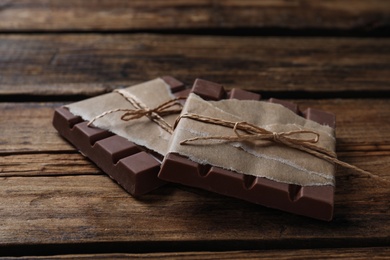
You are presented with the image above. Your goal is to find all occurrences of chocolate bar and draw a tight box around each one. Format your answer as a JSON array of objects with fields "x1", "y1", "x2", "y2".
[
  {"x1": 53, "y1": 76, "x2": 188, "y2": 196},
  {"x1": 158, "y1": 78, "x2": 336, "y2": 221}
]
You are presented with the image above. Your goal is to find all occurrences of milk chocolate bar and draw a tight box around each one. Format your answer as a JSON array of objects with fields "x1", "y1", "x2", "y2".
[
  {"x1": 53, "y1": 76, "x2": 188, "y2": 196},
  {"x1": 158, "y1": 79, "x2": 336, "y2": 221}
]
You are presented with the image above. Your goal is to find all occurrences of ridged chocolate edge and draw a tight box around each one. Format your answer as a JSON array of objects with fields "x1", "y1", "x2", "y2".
[
  {"x1": 52, "y1": 76, "x2": 187, "y2": 196},
  {"x1": 159, "y1": 78, "x2": 335, "y2": 221}
]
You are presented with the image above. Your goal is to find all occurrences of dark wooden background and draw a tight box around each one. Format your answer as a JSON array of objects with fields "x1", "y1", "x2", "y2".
[{"x1": 0, "y1": 1, "x2": 389, "y2": 258}]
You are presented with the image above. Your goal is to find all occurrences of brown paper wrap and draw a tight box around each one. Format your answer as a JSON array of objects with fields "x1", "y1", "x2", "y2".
[
  {"x1": 66, "y1": 78, "x2": 179, "y2": 157},
  {"x1": 168, "y1": 93, "x2": 336, "y2": 186}
]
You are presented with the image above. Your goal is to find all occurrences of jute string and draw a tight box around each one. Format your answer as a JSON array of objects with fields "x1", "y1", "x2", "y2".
[
  {"x1": 175, "y1": 113, "x2": 390, "y2": 184},
  {"x1": 88, "y1": 89, "x2": 186, "y2": 134},
  {"x1": 86, "y1": 93, "x2": 388, "y2": 185}
]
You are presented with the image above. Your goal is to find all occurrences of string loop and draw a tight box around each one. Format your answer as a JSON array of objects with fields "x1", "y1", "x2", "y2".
[
  {"x1": 176, "y1": 113, "x2": 388, "y2": 184},
  {"x1": 88, "y1": 89, "x2": 186, "y2": 134}
]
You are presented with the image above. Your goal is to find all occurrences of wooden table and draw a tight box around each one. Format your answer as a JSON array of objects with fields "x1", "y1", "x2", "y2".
[{"x1": 1, "y1": 1, "x2": 389, "y2": 258}]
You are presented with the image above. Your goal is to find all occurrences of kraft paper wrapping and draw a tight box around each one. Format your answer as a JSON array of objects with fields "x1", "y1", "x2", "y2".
[
  {"x1": 66, "y1": 78, "x2": 179, "y2": 157},
  {"x1": 168, "y1": 93, "x2": 336, "y2": 186}
]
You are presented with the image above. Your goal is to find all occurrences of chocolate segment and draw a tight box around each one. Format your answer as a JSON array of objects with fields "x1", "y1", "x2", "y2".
[
  {"x1": 229, "y1": 88, "x2": 261, "y2": 100},
  {"x1": 158, "y1": 78, "x2": 335, "y2": 221},
  {"x1": 268, "y1": 98, "x2": 299, "y2": 114},
  {"x1": 161, "y1": 76, "x2": 186, "y2": 93},
  {"x1": 303, "y1": 107, "x2": 336, "y2": 128},
  {"x1": 192, "y1": 78, "x2": 226, "y2": 100},
  {"x1": 53, "y1": 77, "x2": 186, "y2": 196}
]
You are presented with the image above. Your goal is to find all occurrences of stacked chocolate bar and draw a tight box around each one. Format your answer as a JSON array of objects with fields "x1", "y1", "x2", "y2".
[{"x1": 53, "y1": 76, "x2": 336, "y2": 221}]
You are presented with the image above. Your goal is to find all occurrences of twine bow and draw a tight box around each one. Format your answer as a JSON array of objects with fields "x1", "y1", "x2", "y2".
[
  {"x1": 88, "y1": 89, "x2": 186, "y2": 134},
  {"x1": 176, "y1": 113, "x2": 388, "y2": 183}
]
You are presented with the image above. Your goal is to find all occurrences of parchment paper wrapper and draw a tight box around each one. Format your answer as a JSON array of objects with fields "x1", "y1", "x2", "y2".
[
  {"x1": 66, "y1": 78, "x2": 179, "y2": 156},
  {"x1": 168, "y1": 93, "x2": 336, "y2": 186}
]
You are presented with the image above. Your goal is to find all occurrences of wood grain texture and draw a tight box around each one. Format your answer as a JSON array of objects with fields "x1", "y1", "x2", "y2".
[
  {"x1": 0, "y1": 0, "x2": 389, "y2": 31},
  {"x1": 1, "y1": 99, "x2": 389, "y2": 154},
  {"x1": 0, "y1": 103, "x2": 71, "y2": 153},
  {"x1": 0, "y1": 153, "x2": 100, "y2": 177},
  {"x1": 0, "y1": 169, "x2": 389, "y2": 250},
  {"x1": 1, "y1": 102, "x2": 389, "y2": 253},
  {"x1": 1, "y1": 0, "x2": 389, "y2": 258},
  {"x1": 4, "y1": 247, "x2": 390, "y2": 259},
  {"x1": 296, "y1": 99, "x2": 390, "y2": 151},
  {"x1": 0, "y1": 35, "x2": 389, "y2": 95}
]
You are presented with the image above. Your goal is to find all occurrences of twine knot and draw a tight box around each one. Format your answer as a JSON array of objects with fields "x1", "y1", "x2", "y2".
[
  {"x1": 272, "y1": 132, "x2": 279, "y2": 142},
  {"x1": 178, "y1": 114, "x2": 327, "y2": 154},
  {"x1": 88, "y1": 89, "x2": 186, "y2": 134},
  {"x1": 176, "y1": 113, "x2": 387, "y2": 184}
]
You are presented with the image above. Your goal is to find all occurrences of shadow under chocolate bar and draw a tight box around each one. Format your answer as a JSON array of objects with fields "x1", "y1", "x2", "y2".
[
  {"x1": 52, "y1": 76, "x2": 190, "y2": 196},
  {"x1": 158, "y1": 78, "x2": 336, "y2": 221}
]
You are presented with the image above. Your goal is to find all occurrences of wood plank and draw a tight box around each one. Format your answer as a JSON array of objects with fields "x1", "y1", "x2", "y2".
[
  {"x1": 296, "y1": 99, "x2": 390, "y2": 151},
  {"x1": 0, "y1": 1, "x2": 389, "y2": 31},
  {"x1": 1, "y1": 99, "x2": 389, "y2": 154},
  {"x1": 2, "y1": 144, "x2": 389, "y2": 184},
  {"x1": 0, "y1": 153, "x2": 100, "y2": 177},
  {"x1": 1, "y1": 104, "x2": 389, "y2": 253},
  {"x1": 0, "y1": 102, "x2": 71, "y2": 153},
  {"x1": 2, "y1": 151, "x2": 389, "y2": 185},
  {"x1": 0, "y1": 35, "x2": 389, "y2": 95},
  {"x1": 0, "y1": 167, "x2": 389, "y2": 251},
  {"x1": 4, "y1": 247, "x2": 390, "y2": 259}
]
